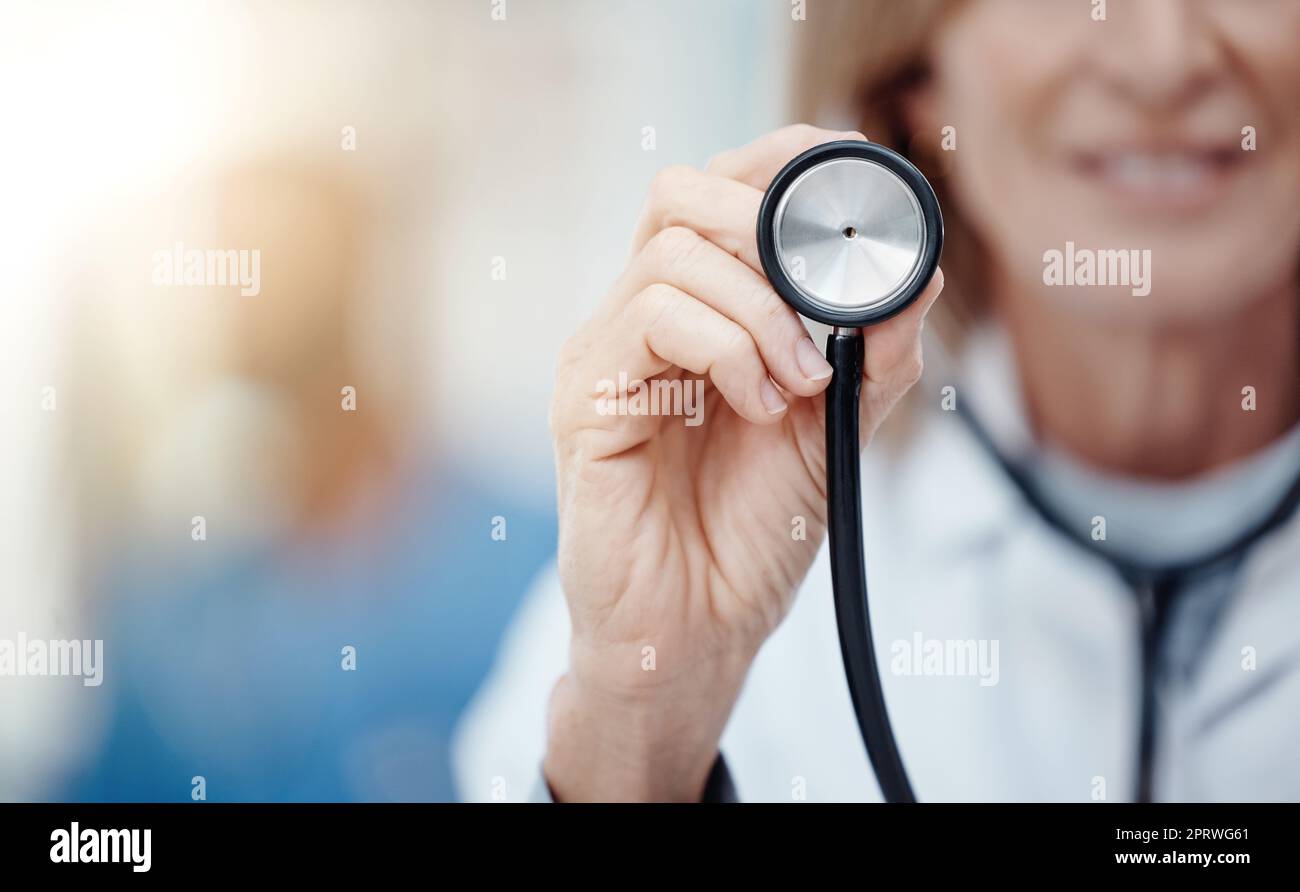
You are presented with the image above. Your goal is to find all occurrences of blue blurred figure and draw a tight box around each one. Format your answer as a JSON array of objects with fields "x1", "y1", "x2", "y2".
[{"x1": 57, "y1": 159, "x2": 554, "y2": 801}]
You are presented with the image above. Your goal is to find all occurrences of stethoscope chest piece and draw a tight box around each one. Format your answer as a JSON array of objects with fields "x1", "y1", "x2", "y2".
[{"x1": 758, "y1": 140, "x2": 943, "y2": 328}]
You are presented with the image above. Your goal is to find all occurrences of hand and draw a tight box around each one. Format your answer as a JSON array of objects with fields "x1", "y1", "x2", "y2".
[{"x1": 545, "y1": 125, "x2": 945, "y2": 801}]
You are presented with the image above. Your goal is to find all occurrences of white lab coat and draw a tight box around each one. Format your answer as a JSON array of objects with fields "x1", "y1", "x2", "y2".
[{"x1": 452, "y1": 330, "x2": 1300, "y2": 802}]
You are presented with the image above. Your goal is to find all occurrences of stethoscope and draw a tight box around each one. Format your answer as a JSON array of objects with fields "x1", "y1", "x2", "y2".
[
  {"x1": 756, "y1": 139, "x2": 1300, "y2": 803},
  {"x1": 757, "y1": 139, "x2": 942, "y2": 803}
]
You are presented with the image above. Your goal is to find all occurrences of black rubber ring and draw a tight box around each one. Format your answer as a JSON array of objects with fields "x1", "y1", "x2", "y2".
[{"x1": 756, "y1": 140, "x2": 943, "y2": 328}]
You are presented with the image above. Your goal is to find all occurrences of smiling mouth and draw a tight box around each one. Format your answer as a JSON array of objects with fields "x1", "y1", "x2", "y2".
[{"x1": 1071, "y1": 147, "x2": 1247, "y2": 210}]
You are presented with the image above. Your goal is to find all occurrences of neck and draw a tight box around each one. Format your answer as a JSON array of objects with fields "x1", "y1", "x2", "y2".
[{"x1": 997, "y1": 282, "x2": 1300, "y2": 480}]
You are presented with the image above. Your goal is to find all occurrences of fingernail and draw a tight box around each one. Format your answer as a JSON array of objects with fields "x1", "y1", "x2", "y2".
[
  {"x1": 796, "y1": 337, "x2": 834, "y2": 381},
  {"x1": 760, "y1": 379, "x2": 788, "y2": 415}
]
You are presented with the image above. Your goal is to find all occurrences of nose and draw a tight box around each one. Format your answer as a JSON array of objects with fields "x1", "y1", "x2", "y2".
[{"x1": 1096, "y1": 0, "x2": 1223, "y2": 109}]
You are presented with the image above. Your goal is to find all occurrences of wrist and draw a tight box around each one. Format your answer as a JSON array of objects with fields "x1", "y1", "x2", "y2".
[{"x1": 542, "y1": 660, "x2": 745, "y2": 802}]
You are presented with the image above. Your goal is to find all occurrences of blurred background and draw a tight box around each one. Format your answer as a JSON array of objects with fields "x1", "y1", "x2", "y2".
[{"x1": 0, "y1": 0, "x2": 791, "y2": 801}]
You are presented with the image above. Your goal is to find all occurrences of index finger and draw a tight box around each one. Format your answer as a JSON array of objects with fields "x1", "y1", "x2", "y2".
[{"x1": 705, "y1": 124, "x2": 868, "y2": 190}]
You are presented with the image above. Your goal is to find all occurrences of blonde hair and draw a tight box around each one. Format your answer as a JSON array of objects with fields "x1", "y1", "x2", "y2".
[{"x1": 794, "y1": 0, "x2": 985, "y2": 347}]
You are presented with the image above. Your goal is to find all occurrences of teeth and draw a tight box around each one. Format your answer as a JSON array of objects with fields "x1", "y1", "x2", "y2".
[{"x1": 1098, "y1": 153, "x2": 1215, "y2": 194}]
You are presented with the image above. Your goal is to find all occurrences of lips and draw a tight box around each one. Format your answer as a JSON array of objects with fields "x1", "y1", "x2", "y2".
[{"x1": 1070, "y1": 146, "x2": 1245, "y2": 210}]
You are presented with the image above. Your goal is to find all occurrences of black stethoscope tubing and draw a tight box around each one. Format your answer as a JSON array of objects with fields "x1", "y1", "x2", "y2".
[{"x1": 824, "y1": 328, "x2": 917, "y2": 802}]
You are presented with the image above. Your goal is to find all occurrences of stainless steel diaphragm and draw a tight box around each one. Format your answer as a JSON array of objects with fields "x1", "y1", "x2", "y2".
[{"x1": 758, "y1": 140, "x2": 942, "y2": 327}]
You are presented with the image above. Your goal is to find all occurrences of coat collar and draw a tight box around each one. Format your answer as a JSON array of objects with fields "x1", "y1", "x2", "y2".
[{"x1": 887, "y1": 324, "x2": 1300, "y2": 573}]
